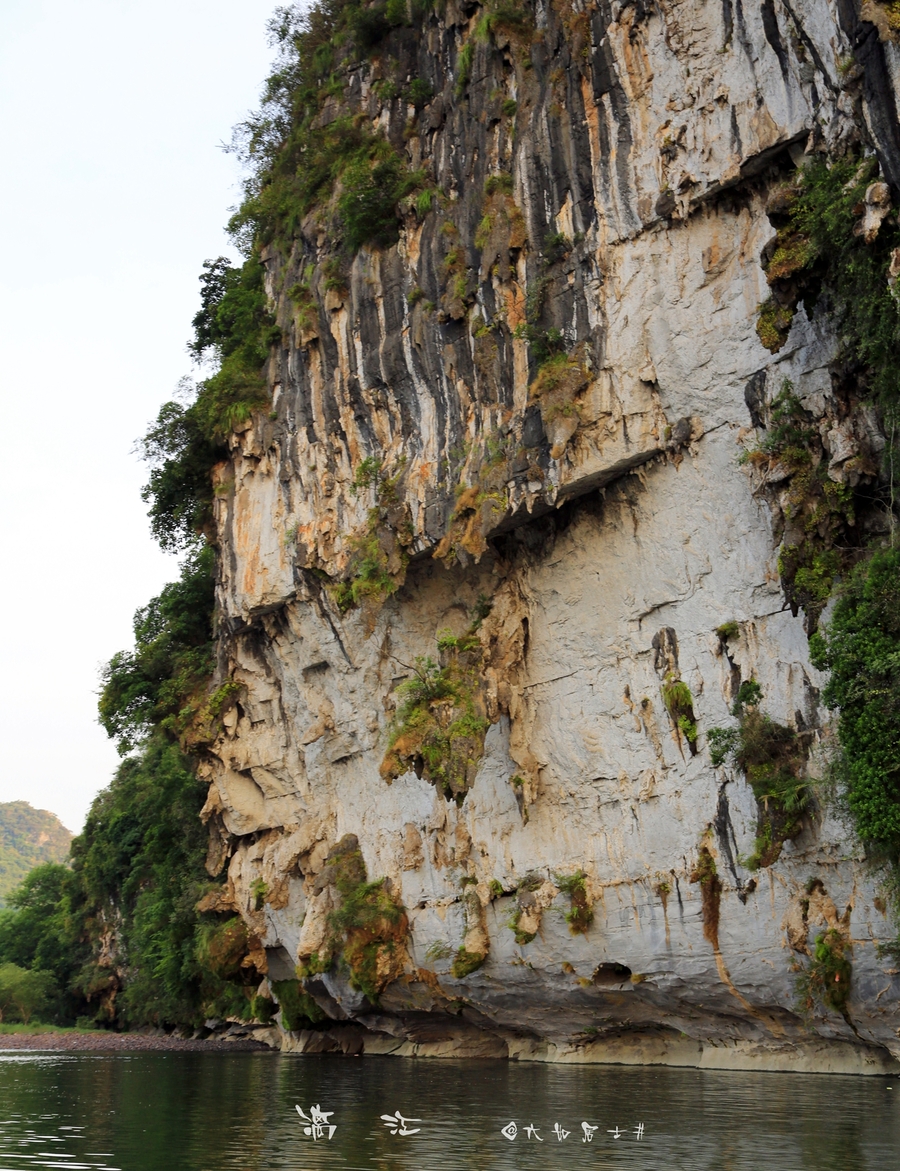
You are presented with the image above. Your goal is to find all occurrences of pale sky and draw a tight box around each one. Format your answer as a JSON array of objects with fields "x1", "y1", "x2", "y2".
[{"x1": 0, "y1": 0, "x2": 282, "y2": 831}]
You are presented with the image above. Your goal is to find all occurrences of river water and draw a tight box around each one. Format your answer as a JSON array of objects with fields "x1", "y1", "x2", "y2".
[{"x1": 0, "y1": 1050, "x2": 896, "y2": 1170}]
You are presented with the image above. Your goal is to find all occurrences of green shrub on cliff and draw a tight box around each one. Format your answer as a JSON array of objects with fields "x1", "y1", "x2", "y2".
[
  {"x1": 142, "y1": 256, "x2": 277, "y2": 552},
  {"x1": 759, "y1": 158, "x2": 900, "y2": 408},
  {"x1": 708, "y1": 681, "x2": 810, "y2": 870},
  {"x1": 228, "y1": 4, "x2": 430, "y2": 255},
  {"x1": 810, "y1": 547, "x2": 900, "y2": 854}
]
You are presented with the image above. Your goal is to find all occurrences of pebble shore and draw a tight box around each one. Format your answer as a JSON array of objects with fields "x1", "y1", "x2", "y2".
[{"x1": 0, "y1": 1031, "x2": 274, "y2": 1052}]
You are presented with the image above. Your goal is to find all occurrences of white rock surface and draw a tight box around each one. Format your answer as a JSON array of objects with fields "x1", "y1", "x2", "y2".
[{"x1": 202, "y1": 0, "x2": 900, "y2": 1069}]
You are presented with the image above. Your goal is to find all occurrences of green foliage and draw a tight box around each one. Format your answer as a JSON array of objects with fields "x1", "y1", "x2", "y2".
[
  {"x1": 743, "y1": 382, "x2": 856, "y2": 624},
  {"x1": 249, "y1": 992, "x2": 275, "y2": 1023},
  {"x1": 435, "y1": 628, "x2": 480, "y2": 654},
  {"x1": 554, "y1": 871, "x2": 593, "y2": 935},
  {"x1": 139, "y1": 398, "x2": 225, "y2": 555},
  {"x1": 296, "y1": 839, "x2": 408, "y2": 1001},
  {"x1": 328, "y1": 878, "x2": 405, "y2": 999},
  {"x1": 455, "y1": 41, "x2": 473, "y2": 98},
  {"x1": 372, "y1": 77, "x2": 400, "y2": 101},
  {"x1": 484, "y1": 172, "x2": 514, "y2": 196},
  {"x1": 332, "y1": 512, "x2": 405, "y2": 613},
  {"x1": 450, "y1": 948, "x2": 485, "y2": 978},
  {"x1": 0, "y1": 963, "x2": 55, "y2": 1025},
  {"x1": 382, "y1": 624, "x2": 489, "y2": 799},
  {"x1": 0, "y1": 742, "x2": 238, "y2": 1032},
  {"x1": 415, "y1": 188, "x2": 439, "y2": 215},
  {"x1": 810, "y1": 548, "x2": 900, "y2": 852},
  {"x1": 228, "y1": 4, "x2": 430, "y2": 256},
  {"x1": 250, "y1": 878, "x2": 268, "y2": 911},
  {"x1": 98, "y1": 546, "x2": 216, "y2": 753},
  {"x1": 196, "y1": 917, "x2": 249, "y2": 980},
  {"x1": 707, "y1": 726, "x2": 738, "y2": 768},
  {"x1": 508, "y1": 908, "x2": 536, "y2": 946},
  {"x1": 734, "y1": 679, "x2": 763, "y2": 710},
  {"x1": 142, "y1": 256, "x2": 276, "y2": 552},
  {"x1": 338, "y1": 150, "x2": 424, "y2": 252},
  {"x1": 708, "y1": 682, "x2": 809, "y2": 869},
  {"x1": 270, "y1": 979, "x2": 326, "y2": 1029},
  {"x1": 0, "y1": 865, "x2": 81, "y2": 1016},
  {"x1": 514, "y1": 323, "x2": 564, "y2": 366},
  {"x1": 334, "y1": 459, "x2": 409, "y2": 612},
  {"x1": 796, "y1": 929, "x2": 853, "y2": 1017},
  {"x1": 407, "y1": 78, "x2": 433, "y2": 106},
  {"x1": 716, "y1": 621, "x2": 740, "y2": 641},
  {"x1": 761, "y1": 158, "x2": 900, "y2": 408},
  {"x1": 351, "y1": 456, "x2": 383, "y2": 494},
  {"x1": 188, "y1": 256, "x2": 277, "y2": 369},
  {"x1": 662, "y1": 676, "x2": 698, "y2": 748},
  {"x1": 542, "y1": 231, "x2": 570, "y2": 264},
  {"x1": 77, "y1": 739, "x2": 248, "y2": 1028},
  {"x1": 0, "y1": 803, "x2": 71, "y2": 907},
  {"x1": 474, "y1": 1, "x2": 533, "y2": 44}
]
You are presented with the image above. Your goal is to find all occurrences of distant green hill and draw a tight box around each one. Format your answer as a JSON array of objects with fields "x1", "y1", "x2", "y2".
[{"x1": 0, "y1": 802, "x2": 72, "y2": 905}]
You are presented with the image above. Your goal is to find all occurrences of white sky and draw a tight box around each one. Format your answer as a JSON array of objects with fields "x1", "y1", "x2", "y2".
[{"x1": 0, "y1": 0, "x2": 281, "y2": 832}]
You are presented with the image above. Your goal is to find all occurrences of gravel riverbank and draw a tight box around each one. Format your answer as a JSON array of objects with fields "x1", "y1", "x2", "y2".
[{"x1": 0, "y1": 1030, "x2": 275, "y2": 1052}]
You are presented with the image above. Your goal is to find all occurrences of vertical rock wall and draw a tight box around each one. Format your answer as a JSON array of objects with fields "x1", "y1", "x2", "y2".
[{"x1": 201, "y1": 0, "x2": 900, "y2": 1069}]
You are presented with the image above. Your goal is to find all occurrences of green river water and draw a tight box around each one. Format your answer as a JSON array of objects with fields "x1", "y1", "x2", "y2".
[{"x1": 0, "y1": 1050, "x2": 897, "y2": 1170}]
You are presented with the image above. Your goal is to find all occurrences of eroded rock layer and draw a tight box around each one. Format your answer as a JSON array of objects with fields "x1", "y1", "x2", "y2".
[{"x1": 202, "y1": 0, "x2": 900, "y2": 1068}]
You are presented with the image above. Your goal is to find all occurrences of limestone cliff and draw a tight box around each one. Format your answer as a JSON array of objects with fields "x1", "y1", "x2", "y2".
[{"x1": 199, "y1": 0, "x2": 900, "y2": 1070}]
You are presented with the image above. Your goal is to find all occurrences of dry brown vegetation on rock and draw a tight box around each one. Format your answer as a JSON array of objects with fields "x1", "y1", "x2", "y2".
[{"x1": 690, "y1": 845, "x2": 722, "y2": 950}]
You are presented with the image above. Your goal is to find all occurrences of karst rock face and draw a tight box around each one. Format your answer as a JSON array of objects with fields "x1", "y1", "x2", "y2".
[{"x1": 200, "y1": 0, "x2": 900, "y2": 1070}]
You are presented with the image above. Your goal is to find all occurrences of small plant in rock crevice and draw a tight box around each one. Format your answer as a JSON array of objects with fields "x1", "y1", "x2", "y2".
[
  {"x1": 424, "y1": 940, "x2": 453, "y2": 962},
  {"x1": 450, "y1": 948, "x2": 485, "y2": 978},
  {"x1": 795, "y1": 928, "x2": 853, "y2": 1019},
  {"x1": 330, "y1": 457, "x2": 412, "y2": 615},
  {"x1": 554, "y1": 871, "x2": 593, "y2": 934},
  {"x1": 507, "y1": 908, "x2": 536, "y2": 946},
  {"x1": 740, "y1": 381, "x2": 859, "y2": 627},
  {"x1": 507, "y1": 872, "x2": 545, "y2": 946},
  {"x1": 380, "y1": 608, "x2": 491, "y2": 800},
  {"x1": 757, "y1": 157, "x2": 900, "y2": 415},
  {"x1": 661, "y1": 674, "x2": 699, "y2": 752},
  {"x1": 249, "y1": 878, "x2": 268, "y2": 911},
  {"x1": 708, "y1": 681, "x2": 810, "y2": 870}
]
